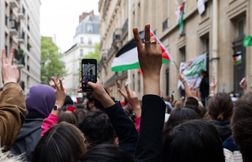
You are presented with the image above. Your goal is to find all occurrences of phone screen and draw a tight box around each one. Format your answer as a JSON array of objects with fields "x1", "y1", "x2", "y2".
[{"x1": 81, "y1": 59, "x2": 97, "y2": 92}]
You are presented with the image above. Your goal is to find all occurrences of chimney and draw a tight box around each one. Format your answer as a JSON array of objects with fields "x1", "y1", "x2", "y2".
[{"x1": 79, "y1": 10, "x2": 95, "y2": 23}]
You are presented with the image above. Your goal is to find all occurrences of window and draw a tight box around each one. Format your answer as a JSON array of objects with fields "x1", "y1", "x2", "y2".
[
  {"x1": 179, "y1": 47, "x2": 186, "y2": 63},
  {"x1": 132, "y1": 73, "x2": 135, "y2": 91},
  {"x1": 87, "y1": 24, "x2": 93, "y2": 33},
  {"x1": 162, "y1": 18, "x2": 168, "y2": 31},
  {"x1": 80, "y1": 37, "x2": 84, "y2": 44},
  {"x1": 88, "y1": 38, "x2": 92, "y2": 45},
  {"x1": 80, "y1": 49, "x2": 84, "y2": 57}
]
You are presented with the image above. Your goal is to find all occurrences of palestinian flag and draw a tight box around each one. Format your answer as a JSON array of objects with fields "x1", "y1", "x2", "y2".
[
  {"x1": 111, "y1": 31, "x2": 170, "y2": 72},
  {"x1": 176, "y1": 1, "x2": 186, "y2": 34},
  {"x1": 233, "y1": 53, "x2": 242, "y2": 65},
  {"x1": 244, "y1": 36, "x2": 252, "y2": 47}
]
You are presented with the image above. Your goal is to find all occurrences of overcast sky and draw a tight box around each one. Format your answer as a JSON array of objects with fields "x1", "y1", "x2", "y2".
[{"x1": 40, "y1": 0, "x2": 99, "y2": 52}]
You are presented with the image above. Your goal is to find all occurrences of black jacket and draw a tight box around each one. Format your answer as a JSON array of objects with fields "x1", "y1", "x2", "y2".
[
  {"x1": 104, "y1": 102, "x2": 138, "y2": 155},
  {"x1": 11, "y1": 118, "x2": 43, "y2": 161},
  {"x1": 135, "y1": 95, "x2": 166, "y2": 162},
  {"x1": 210, "y1": 120, "x2": 232, "y2": 142}
]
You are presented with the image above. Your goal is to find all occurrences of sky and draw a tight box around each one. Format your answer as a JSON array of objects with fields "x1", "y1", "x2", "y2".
[{"x1": 40, "y1": 0, "x2": 99, "y2": 53}]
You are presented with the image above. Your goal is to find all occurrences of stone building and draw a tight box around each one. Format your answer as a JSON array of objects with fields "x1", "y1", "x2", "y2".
[
  {"x1": 99, "y1": 0, "x2": 252, "y2": 98},
  {"x1": 0, "y1": 0, "x2": 41, "y2": 93},
  {"x1": 61, "y1": 11, "x2": 100, "y2": 98}
]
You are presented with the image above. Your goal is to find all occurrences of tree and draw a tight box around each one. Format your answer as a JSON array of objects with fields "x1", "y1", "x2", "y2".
[
  {"x1": 41, "y1": 36, "x2": 66, "y2": 84},
  {"x1": 84, "y1": 44, "x2": 101, "y2": 62}
]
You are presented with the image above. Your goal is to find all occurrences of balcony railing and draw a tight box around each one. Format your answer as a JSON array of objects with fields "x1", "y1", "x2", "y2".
[
  {"x1": 9, "y1": 0, "x2": 19, "y2": 8},
  {"x1": 9, "y1": 18, "x2": 18, "y2": 35}
]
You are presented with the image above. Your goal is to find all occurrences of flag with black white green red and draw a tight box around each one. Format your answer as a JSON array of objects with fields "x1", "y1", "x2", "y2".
[
  {"x1": 176, "y1": 0, "x2": 186, "y2": 34},
  {"x1": 233, "y1": 52, "x2": 242, "y2": 65},
  {"x1": 111, "y1": 31, "x2": 170, "y2": 72},
  {"x1": 244, "y1": 36, "x2": 252, "y2": 47}
]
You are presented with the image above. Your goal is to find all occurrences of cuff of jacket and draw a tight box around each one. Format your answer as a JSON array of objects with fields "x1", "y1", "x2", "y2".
[{"x1": 3, "y1": 82, "x2": 22, "y2": 92}]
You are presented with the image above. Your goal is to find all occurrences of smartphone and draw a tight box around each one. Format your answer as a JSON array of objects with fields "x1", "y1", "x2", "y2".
[{"x1": 81, "y1": 59, "x2": 97, "y2": 92}]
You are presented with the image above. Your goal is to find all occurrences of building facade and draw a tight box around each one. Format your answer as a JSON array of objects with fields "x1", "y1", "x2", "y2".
[
  {"x1": 0, "y1": 0, "x2": 41, "y2": 93},
  {"x1": 99, "y1": 0, "x2": 252, "y2": 99},
  {"x1": 61, "y1": 11, "x2": 100, "y2": 98}
]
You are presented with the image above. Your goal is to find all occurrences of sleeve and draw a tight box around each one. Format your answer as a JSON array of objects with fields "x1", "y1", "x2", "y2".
[
  {"x1": 104, "y1": 102, "x2": 138, "y2": 155},
  {"x1": 41, "y1": 114, "x2": 59, "y2": 136},
  {"x1": 135, "y1": 95, "x2": 166, "y2": 162},
  {"x1": 135, "y1": 117, "x2": 141, "y2": 133},
  {"x1": 0, "y1": 83, "x2": 26, "y2": 148}
]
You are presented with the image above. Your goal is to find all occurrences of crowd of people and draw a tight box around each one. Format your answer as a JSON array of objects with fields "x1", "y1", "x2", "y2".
[{"x1": 0, "y1": 25, "x2": 251, "y2": 162}]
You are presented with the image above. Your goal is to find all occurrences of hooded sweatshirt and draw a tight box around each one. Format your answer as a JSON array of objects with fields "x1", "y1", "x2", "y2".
[{"x1": 11, "y1": 84, "x2": 56, "y2": 161}]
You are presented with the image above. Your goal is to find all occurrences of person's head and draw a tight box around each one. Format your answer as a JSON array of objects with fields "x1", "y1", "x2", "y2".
[
  {"x1": 163, "y1": 120, "x2": 225, "y2": 162},
  {"x1": 86, "y1": 97, "x2": 104, "y2": 111},
  {"x1": 164, "y1": 108, "x2": 200, "y2": 134},
  {"x1": 58, "y1": 111, "x2": 77, "y2": 125},
  {"x1": 32, "y1": 122, "x2": 87, "y2": 162},
  {"x1": 64, "y1": 95, "x2": 74, "y2": 106},
  {"x1": 79, "y1": 111, "x2": 116, "y2": 148},
  {"x1": 26, "y1": 84, "x2": 56, "y2": 118},
  {"x1": 207, "y1": 93, "x2": 233, "y2": 121},
  {"x1": 232, "y1": 92, "x2": 252, "y2": 162},
  {"x1": 73, "y1": 109, "x2": 87, "y2": 126},
  {"x1": 200, "y1": 70, "x2": 208, "y2": 78},
  {"x1": 184, "y1": 97, "x2": 201, "y2": 114},
  {"x1": 80, "y1": 144, "x2": 135, "y2": 162}
]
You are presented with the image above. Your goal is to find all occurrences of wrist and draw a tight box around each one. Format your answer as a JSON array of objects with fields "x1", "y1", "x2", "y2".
[
  {"x1": 3, "y1": 79, "x2": 17, "y2": 85},
  {"x1": 143, "y1": 75, "x2": 160, "y2": 95},
  {"x1": 100, "y1": 94, "x2": 115, "y2": 108}
]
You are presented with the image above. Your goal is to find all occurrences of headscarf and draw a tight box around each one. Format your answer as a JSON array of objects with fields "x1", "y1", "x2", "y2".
[{"x1": 26, "y1": 84, "x2": 56, "y2": 118}]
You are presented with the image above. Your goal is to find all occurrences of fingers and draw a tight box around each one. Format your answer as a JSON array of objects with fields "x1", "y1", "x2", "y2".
[
  {"x1": 144, "y1": 24, "x2": 151, "y2": 44},
  {"x1": 59, "y1": 79, "x2": 64, "y2": 90},
  {"x1": 9, "y1": 48, "x2": 15, "y2": 65},
  {"x1": 133, "y1": 28, "x2": 143, "y2": 50},
  {"x1": 87, "y1": 81, "x2": 96, "y2": 89},
  {"x1": 2, "y1": 49, "x2": 6, "y2": 64},
  {"x1": 125, "y1": 84, "x2": 131, "y2": 98},
  {"x1": 118, "y1": 89, "x2": 127, "y2": 99},
  {"x1": 52, "y1": 78, "x2": 59, "y2": 90}
]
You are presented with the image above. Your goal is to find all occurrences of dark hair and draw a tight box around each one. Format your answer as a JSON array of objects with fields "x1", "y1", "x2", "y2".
[
  {"x1": 208, "y1": 93, "x2": 233, "y2": 121},
  {"x1": 64, "y1": 95, "x2": 74, "y2": 106},
  {"x1": 58, "y1": 111, "x2": 78, "y2": 125},
  {"x1": 73, "y1": 109, "x2": 87, "y2": 126},
  {"x1": 164, "y1": 108, "x2": 200, "y2": 134},
  {"x1": 80, "y1": 144, "x2": 135, "y2": 162},
  {"x1": 79, "y1": 111, "x2": 116, "y2": 148},
  {"x1": 32, "y1": 122, "x2": 87, "y2": 162},
  {"x1": 232, "y1": 93, "x2": 252, "y2": 162},
  {"x1": 184, "y1": 97, "x2": 201, "y2": 114},
  {"x1": 163, "y1": 120, "x2": 225, "y2": 162}
]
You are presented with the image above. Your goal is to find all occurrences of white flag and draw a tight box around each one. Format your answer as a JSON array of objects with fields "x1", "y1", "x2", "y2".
[{"x1": 197, "y1": 0, "x2": 205, "y2": 15}]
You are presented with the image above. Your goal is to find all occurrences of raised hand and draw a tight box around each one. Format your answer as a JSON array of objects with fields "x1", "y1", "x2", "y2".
[
  {"x1": 1, "y1": 49, "x2": 20, "y2": 84},
  {"x1": 53, "y1": 78, "x2": 66, "y2": 108},
  {"x1": 133, "y1": 25, "x2": 162, "y2": 95},
  {"x1": 118, "y1": 84, "x2": 141, "y2": 117},
  {"x1": 88, "y1": 81, "x2": 115, "y2": 108}
]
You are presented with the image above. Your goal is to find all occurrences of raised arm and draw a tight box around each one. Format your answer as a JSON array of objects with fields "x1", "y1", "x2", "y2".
[
  {"x1": 0, "y1": 49, "x2": 26, "y2": 149},
  {"x1": 133, "y1": 25, "x2": 166, "y2": 162},
  {"x1": 41, "y1": 78, "x2": 66, "y2": 136},
  {"x1": 88, "y1": 81, "x2": 138, "y2": 154}
]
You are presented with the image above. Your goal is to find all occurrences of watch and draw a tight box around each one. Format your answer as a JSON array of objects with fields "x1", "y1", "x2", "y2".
[{"x1": 53, "y1": 104, "x2": 61, "y2": 110}]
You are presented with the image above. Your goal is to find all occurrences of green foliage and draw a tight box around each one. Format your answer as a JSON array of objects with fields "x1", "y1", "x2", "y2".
[
  {"x1": 84, "y1": 44, "x2": 101, "y2": 62},
  {"x1": 41, "y1": 36, "x2": 66, "y2": 84}
]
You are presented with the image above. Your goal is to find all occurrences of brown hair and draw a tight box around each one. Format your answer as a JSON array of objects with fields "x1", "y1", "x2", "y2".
[{"x1": 207, "y1": 93, "x2": 233, "y2": 121}]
